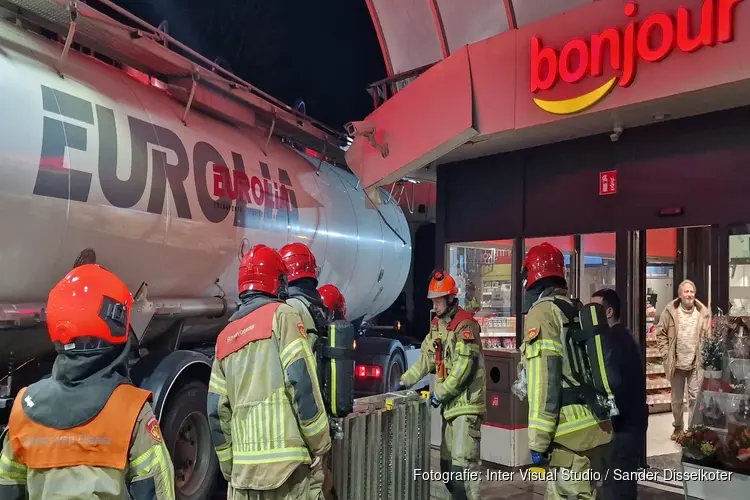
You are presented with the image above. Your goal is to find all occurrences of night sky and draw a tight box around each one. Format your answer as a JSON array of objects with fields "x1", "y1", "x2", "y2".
[{"x1": 109, "y1": 0, "x2": 386, "y2": 129}]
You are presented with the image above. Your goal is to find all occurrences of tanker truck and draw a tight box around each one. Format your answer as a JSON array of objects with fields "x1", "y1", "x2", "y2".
[{"x1": 0, "y1": 1, "x2": 427, "y2": 498}]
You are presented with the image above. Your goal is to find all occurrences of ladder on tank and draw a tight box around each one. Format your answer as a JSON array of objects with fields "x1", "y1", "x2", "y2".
[{"x1": 0, "y1": 0, "x2": 348, "y2": 165}]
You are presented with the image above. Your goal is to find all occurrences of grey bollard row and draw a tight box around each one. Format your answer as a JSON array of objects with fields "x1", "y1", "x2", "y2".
[{"x1": 328, "y1": 390, "x2": 432, "y2": 500}]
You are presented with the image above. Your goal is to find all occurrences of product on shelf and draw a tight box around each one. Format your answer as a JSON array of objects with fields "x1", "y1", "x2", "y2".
[
  {"x1": 735, "y1": 399, "x2": 750, "y2": 423},
  {"x1": 646, "y1": 375, "x2": 669, "y2": 389},
  {"x1": 720, "y1": 423, "x2": 750, "y2": 468},
  {"x1": 646, "y1": 362, "x2": 665, "y2": 374},
  {"x1": 703, "y1": 397, "x2": 727, "y2": 428},
  {"x1": 702, "y1": 378, "x2": 734, "y2": 393}
]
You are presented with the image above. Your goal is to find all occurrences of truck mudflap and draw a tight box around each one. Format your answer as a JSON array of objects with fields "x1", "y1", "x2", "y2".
[{"x1": 328, "y1": 390, "x2": 431, "y2": 500}]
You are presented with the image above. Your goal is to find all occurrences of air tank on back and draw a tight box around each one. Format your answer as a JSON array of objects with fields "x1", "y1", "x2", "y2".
[{"x1": 0, "y1": 19, "x2": 411, "y2": 362}]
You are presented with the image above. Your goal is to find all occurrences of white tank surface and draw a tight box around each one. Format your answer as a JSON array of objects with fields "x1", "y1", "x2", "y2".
[{"x1": 0, "y1": 19, "x2": 411, "y2": 331}]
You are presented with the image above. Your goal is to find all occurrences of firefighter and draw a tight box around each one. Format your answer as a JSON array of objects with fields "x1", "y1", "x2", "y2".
[
  {"x1": 279, "y1": 242, "x2": 332, "y2": 498},
  {"x1": 0, "y1": 264, "x2": 174, "y2": 499},
  {"x1": 464, "y1": 282, "x2": 481, "y2": 315},
  {"x1": 319, "y1": 284, "x2": 347, "y2": 321},
  {"x1": 520, "y1": 243, "x2": 613, "y2": 500},
  {"x1": 280, "y1": 242, "x2": 328, "y2": 356},
  {"x1": 397, "y1": 271, "x2": 485, "y2": 500},
  {"x1": 207, "y1": 244, "x2": 330, "y2": 500}
]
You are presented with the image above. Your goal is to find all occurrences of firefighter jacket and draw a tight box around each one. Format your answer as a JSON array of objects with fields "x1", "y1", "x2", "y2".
[
  {"x1": 521, "y1": 291, "x2": 613, "y2": 456},
  {"x1": 465, "y1": 297, "x2": 481, "y2": 314},
  {"x1": 401, "y1": 305, "x2": 486, "y2": 420},
  {"x1": 208, "y1": 300, "x2": 331, "y2": 491},
  {"x1": 0, "y1": 384, "x2": 175, "y2": 500},
  {"x1": 286, "y1": 296, "x2": 320, "y2": 364}
]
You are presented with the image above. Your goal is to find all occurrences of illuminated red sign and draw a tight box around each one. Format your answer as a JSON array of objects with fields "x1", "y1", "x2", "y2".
[
  {"x1": 599, "y1": 170, "x2": 617, "y2": 196},
  {"x1": 530, "y1": 0, "x2": 743, "y2": 114},
  {"x1": 491, "y1": 395, "x2": 499, "y2": 407}
]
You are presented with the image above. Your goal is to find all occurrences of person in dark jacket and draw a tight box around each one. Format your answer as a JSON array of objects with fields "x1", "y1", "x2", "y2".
[{"x1": 592, "y1": 288, "x2": 648, "y2": 500}]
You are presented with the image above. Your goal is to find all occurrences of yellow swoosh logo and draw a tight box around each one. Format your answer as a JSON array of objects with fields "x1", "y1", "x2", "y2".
[{"x1": 533, "y1": 77, "x2": 618, "y2": 115}]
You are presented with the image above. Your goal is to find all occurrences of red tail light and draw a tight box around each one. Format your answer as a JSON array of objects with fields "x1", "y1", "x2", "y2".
[{"x1": 355, "y1": 364, "x2": 382, "y2": 379}]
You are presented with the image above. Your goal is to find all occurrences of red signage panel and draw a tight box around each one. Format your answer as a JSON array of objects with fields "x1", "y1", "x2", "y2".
[{"x1": 599, "y1": 170, "x2": 617, "y2": 196}]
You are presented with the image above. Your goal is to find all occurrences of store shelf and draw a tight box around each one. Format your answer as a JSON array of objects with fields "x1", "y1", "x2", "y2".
[
  {"x1": 646, "y1": 367, "x2": 666, "y2": 375},
  {"x1": 647, "y1": 348, "x2": 662, "y2": 358},
  {"x1": 480, "y1": 332, "x2": 515, "y2": 338},
  {"x1": 647, "y1": 380, "x2": 672, "y2": 390},
  {"x1": 647, "y1": 395, "x2": 675, "y2": 405},
  {"x1": 649, "y1": 402, "x2": 671, "y2": 414}
]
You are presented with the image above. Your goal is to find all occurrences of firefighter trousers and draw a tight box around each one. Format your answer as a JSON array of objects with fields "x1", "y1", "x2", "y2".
[
  {"x1": 227, "y1": 464, "x2": 322, "y2": 500},
  {"x1": 545, "y1": 443, "x2": 610, "y2": 500},
  {"x1": 440, "y1": 414, "x2": 482, "y2": 500}
]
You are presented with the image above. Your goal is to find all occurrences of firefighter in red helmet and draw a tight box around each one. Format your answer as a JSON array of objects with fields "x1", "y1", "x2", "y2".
[
  {"x1": 397, "y1": 270, "x2": 485, "y2": 500},
  {"x1": 520, "y1": 242, "x2": 612, "y2": 500},
  {"x1": 207, "y1": 244, "x2": 330, "y2": 500},
  {"x1": 318, "y1": 284, "x2": 346, "y2": 321},
  {"x1": 0, "y1": 264, "x2": 174, "y2": 499},
  {"x1": 279, "y1": 243, "x2": 329, "y2": 351}
]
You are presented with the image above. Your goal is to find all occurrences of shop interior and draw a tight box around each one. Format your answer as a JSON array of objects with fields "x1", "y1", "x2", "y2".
[{"x1": 447, "y1": 227, "x2": 750, "y2": 477}]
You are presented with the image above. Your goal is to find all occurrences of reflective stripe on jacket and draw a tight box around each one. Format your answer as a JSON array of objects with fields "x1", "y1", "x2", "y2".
[
  {"x1": 521, "y1": 293, "x2": 613, "y2": 455},
  {"x1": 208, "y1": 301, "x2": 331, "y2": 490},
  {"x1": 286, "y1": 296, "x2": 320, "y2": 365},
  {"x1": 401, "y1": 306, "x2": 486, "y2": 420}
]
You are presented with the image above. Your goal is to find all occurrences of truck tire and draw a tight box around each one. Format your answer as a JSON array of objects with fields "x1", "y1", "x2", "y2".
[
  {"x1": 160, "y1": 380, "x2": 220, "y2": 500},
  {"x1": 384, "y1": 351, "x2": 406, "y2": 393}
]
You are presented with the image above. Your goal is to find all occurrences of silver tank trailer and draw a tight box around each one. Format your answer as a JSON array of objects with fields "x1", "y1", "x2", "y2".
[{"x1": 0, "y1": 20, "x2": 411, "y2": 366}]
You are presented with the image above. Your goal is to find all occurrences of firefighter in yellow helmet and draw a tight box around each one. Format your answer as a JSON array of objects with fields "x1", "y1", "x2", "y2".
[
  {"x1": 0, "y1": 264, "x2": 174, "y2": 500},
  {"x1": 397, "y1": 270, "x2": 485, "y2": 500},
  {"x1": 520, "y1": 243, "x2": 613, "y2": 499},
  {"x1": 464, "y1": 281, "x2": 481, "y2": 315},
  {"x1": 207, "y1": 245, "x2": 330, "y2": 500}
]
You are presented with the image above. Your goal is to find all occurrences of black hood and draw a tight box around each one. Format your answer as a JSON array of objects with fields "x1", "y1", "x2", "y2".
[
  {"x1": 230, "y1": 291, "x2": 283, "y2": 322},
  {"x1": 437, "y1": 299, "x2": 459, "y2": 319},
  {"x1": 288, "y1": 284, "x2": 326, "y2": 310},
  {"x1": 23, "y1": 334, "x2": 135, "y2": 429}
]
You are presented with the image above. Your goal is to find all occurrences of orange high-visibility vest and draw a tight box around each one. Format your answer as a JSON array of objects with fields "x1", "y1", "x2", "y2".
[{"x1": 9, "y1": 384, "x2": 152, "y2": 470}]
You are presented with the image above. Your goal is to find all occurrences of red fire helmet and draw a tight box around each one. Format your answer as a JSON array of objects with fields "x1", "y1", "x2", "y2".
[
  {"x1": 46, "y1": 264, "x2": 132, "y2": 349},
  {"x1": 238, "y1": 244, "x2": 288, "y2": 296},
  {"x1": 522, "y1": 242, "x2": 565, "y2": 290},
  {"x1": 279, "y1": 242, "x2": 318, "y2": 282},
  {"x1": 427, "y1": 270, "x2": 459, "y2": 299},
  {"x1": 319, "y1": 284, "x2": 346, "y2": 319}
]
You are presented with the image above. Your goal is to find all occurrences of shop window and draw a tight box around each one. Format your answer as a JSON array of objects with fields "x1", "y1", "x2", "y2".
[
  {"x1": 729, "y1": 227, "x2": 750, "y2": 316},
  {"x1": 446, "y1": 240, "x2": 515, "y2": 350},
  {"x1": 580, "y1": 233, "x2": 616, "y2": 305}
]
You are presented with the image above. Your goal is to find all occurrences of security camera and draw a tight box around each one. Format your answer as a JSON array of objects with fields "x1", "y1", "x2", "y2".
[
  {"x1": 344, "y1": 120, "x2": 376, "y2": 138},
  {"x1": 610, "y1": 124, "x2": 624, "y2": 142},
  {"x1": 343, "y1": 120, "x2": 389, "y2": 158}
]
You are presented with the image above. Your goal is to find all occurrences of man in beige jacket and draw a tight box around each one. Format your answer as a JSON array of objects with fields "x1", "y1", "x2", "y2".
[{"x1": 654, "y1": 280, "x2": 712, "y2": 441}]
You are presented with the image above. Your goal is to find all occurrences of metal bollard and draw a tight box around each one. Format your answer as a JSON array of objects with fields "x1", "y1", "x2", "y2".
[{"x1": 329, "y1": 390, "x2": 432, "y2": 500}]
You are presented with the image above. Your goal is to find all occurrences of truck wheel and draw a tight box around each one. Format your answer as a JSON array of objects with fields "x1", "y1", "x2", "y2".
[
  {"x1": 384, "y1": 352, "x2": 405, "y2": 393},
  {"x1": 161, "y1": 380, "x2": 219, "y2": 500}
]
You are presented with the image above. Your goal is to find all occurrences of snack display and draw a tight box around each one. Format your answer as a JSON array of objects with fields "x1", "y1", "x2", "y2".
[
  {"x1": 478, "y1": 313, "x2": 516, "y2": 351},
  {"x1": 645, "y1": 321, "x2": 681, "y2": 412}
]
